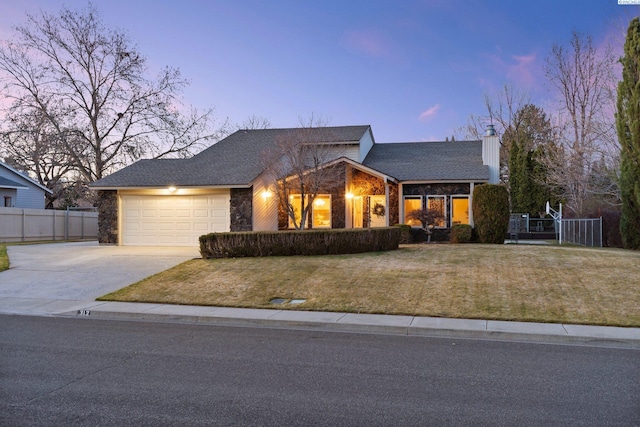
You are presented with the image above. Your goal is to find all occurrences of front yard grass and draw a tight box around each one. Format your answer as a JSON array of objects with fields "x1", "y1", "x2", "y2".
[
  {"x1": 99, "y1": 244, "x2": 640, "y2": 327},
  {"x1": 0, "y1": 244, "x2": 8, "y2": 272}
]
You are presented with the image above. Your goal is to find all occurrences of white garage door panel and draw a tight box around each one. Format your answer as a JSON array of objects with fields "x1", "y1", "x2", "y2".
[{"x1": 121, "y1": 194, "x2": 230, "y2": 246}]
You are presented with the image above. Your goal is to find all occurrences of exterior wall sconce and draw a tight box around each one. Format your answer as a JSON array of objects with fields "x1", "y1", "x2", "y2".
[
  {"x1": 168, "y1": 186, "x2": 177, "y2": 193},
  {"x1": 345, "y1": 192, "x2": 354, "y2": 200},
  {"x1": 262, "y1": 190, "x2": 273, "y2": 201}
]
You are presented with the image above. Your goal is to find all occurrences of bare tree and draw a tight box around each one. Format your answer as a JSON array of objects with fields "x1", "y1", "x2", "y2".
[
  {"x1": 458, "y1": 84, "x2": 530, "y2": 170},
  {"x1": 235, "y1": 114, "x2": 271, "y2": 131},
  {"x1": 0, "y1": 3, "x2": 222, "y2": 187},
  {"x1": 262, "y1": 118, "x2": 345, "y2": 230},
  {"x1": 544, "y1": 31, "x2": 618, "y2": 216},
  {"x1": 406, "y1": 208, "x2": 444, "y2": 242},
  {"x1": 0, "y1": 107, "x2": 76, "y2": 207}
]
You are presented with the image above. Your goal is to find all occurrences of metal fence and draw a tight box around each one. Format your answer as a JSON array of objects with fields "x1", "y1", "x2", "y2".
[{"x1": 561, "y1": 218, "x2": 602, "y2": 247}]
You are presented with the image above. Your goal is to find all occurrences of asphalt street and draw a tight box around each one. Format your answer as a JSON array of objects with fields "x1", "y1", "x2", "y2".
[{"x1": 1, "y1": 315, "x2": 639, "y2": 426}]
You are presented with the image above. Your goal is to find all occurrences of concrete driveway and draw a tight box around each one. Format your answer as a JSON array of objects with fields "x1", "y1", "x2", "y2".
[{"x1": 0, "y1": 241, "x2": 200, "y2": 300}]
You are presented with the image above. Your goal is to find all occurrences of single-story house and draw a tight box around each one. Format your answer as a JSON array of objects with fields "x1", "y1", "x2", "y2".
[
  {"x1": 0, "y1": 162, "x2": 52, "y2": 209},
  {"x1": 91, "y1": 125, "x2": 500, "y2": 246}
]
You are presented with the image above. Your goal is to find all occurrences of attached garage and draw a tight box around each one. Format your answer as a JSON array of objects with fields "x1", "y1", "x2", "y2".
[{"x1": 120, "y1": 192, "x2": 230, "y2": 246}]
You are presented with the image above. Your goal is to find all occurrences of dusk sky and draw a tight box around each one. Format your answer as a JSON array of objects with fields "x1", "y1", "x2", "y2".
[{"x1": 1, "y1": 1, "x2": 639, "y2": 143}]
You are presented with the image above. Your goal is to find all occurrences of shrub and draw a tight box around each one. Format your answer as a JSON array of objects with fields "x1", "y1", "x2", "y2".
[
  {"x1": 450, "y1": 224, "x2": 472, "y2": 243},
  {"x1": 472, "y1": 184, "x2": 510, "y2": 244},
  {"x1": 199, "y1": 227, "x2": 402, "y2": 258},
  {"x1": 395, "y1": 224, "x2": 412, "y2": 244}
]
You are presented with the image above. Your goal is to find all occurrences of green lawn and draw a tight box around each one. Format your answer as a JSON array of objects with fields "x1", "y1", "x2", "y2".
[
  {"x1": 0, "y1": 244, "x2": 8, "y2": 272},
  {"x1": 99, "y1": 244, "x2": 640, "y2": 327}
]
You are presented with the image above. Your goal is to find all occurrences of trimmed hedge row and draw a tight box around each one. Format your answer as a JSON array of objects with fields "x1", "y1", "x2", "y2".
[{"x1": 199, "y1": 227, "x2": 402, "y2": 258}]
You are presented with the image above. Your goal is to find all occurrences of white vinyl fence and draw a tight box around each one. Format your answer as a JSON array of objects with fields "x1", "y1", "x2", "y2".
[
  {"x1": 561, "y1": 218, "x2": 603, "y2": 248},
  {"x1": 0, "y1": 207, "x2": 98, "y2": 242}
]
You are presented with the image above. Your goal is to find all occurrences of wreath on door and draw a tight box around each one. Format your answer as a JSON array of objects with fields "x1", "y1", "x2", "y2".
[{"x1": 372, "y1": 202, "x2": 386, "y2": 218}]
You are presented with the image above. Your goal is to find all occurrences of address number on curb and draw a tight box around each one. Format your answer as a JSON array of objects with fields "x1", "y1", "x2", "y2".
[{"x1": 77, "y1": 309, "x2": 91, "y2": 316}]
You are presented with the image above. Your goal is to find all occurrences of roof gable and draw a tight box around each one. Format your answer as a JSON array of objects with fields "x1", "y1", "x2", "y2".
[
  {"x1": 0, "y1": 162, "x2": 52, "y2": 194},
  {"x1": 92, "y1": 125, "x2": 372, "y2": 188}
]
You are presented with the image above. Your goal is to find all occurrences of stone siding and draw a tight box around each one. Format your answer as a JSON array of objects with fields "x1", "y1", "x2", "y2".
[
  {"x1": 402, "y1": 183, "x2": 471, "y2": 196},
  {"x1": 230, "y1": 188, "x2": 253, "y2": 231},
  {"x1": 388, "y1": 183, "x2": 399, "y2": 225},
  {"x1": 96, "y1": 190, "x2": 118, "y2": 244}
]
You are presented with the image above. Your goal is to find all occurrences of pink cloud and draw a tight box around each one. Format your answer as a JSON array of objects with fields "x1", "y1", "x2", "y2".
[
  {"x1": 481, "y1": 49, "x2": 542, "y2": 90},
  {"x1": 344, "y1": 30, "x2": 392, "y2": 59},
  {"x1": 418, "y1": 104, "x2": 441, "y2": 122},
  {"x1": 507, "y1": 53, "x2": 537, "y2": 86}
]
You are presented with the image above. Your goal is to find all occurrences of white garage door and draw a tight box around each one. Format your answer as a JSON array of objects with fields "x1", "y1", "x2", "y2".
[{"x1": 121, "y1": 194, "x2": 230, "y2": 246}]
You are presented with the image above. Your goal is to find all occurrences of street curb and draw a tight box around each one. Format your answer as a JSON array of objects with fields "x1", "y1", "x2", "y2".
[{"x1": 57, "y1": 305, "x2": 640, "y2": 349}]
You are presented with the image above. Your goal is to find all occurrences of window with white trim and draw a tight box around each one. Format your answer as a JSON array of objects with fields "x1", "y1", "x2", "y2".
[
  {"x1": 403, "y1": 196, "x2": 422, "y2": 226},
  {"x1": 427, "y1": 196, "x2": 446, "y2": 227},
  {"x1": 451, "y1": 196, "x2": 470, "y2": 225}
]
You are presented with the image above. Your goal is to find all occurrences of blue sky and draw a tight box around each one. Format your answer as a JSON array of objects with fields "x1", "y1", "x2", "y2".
[{"x1": 1, "y1": 1, "x2": 638, "y2": 143}]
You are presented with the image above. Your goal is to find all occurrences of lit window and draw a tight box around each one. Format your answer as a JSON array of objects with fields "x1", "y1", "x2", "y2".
[
  {"x1": 312, "y1": 195, "x2": 331, "y2": 228},
  {"x1": 289, "y1": 194, "x2": 331, "y2": 229},
  {"x1": 404, "y1": 197, "x2": 422, "y2": 226},
  {"x1": 427, "y1": 196, "x2": 446, "y2": 227},
  {"x1": 288, "y1": 194, "x2": 306, "y2": 229},
  {"x1": 451, "y1": 197, "x2": 470, "y2": 225}
]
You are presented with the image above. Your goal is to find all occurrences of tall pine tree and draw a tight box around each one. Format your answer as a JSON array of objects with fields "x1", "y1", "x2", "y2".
[
  {"x1": 617, "y1": 18, "x2": 640, "y2": 250},
  {"x1": 505, "y1": 104, "x2": 557, "y2": 216}
]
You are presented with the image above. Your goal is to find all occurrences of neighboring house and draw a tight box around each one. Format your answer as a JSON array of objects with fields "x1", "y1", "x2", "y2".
[
  {"x1": 91, "y1": 125, "x2": 500, "y2": 246},
  {"x1": 0, "y1": 162, "x2": 52, "y2": 209}
]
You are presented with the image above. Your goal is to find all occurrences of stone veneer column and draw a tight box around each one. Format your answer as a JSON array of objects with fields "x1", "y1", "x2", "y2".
[
  {"x1": 230, "y1": 188, "x2": 253, "y2": 231},
  {"x1": 96, "y1": 190, "x2": 118, "y2": 244}
]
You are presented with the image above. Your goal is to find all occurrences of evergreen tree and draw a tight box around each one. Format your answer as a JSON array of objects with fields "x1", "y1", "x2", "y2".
[
  {"x1": 617, "y1": 18, "x2": 640, "y2": 250},
  {"x1": 504, "y1": 104, "x2": 557, "y2": 216}
]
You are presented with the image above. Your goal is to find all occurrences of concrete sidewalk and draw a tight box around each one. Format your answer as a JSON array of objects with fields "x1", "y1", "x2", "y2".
[{"x1": 1, "y1": 296, "x2": 639, "y2": 349}]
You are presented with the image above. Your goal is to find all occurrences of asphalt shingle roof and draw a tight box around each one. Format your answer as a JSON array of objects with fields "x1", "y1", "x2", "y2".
[
  {"x1": 362, "y1": 140, "x2": 489, "y2": 181},
  {"x1": 91, "y1": 127, "x2": 490, "y2": 187},
  {"x1": 91, "y1": 125, "x2": 371, "y2": 188}
]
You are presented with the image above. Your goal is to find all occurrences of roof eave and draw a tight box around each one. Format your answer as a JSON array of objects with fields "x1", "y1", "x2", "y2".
[
  {"x1": 91, "y1": 184, "x2": 251, "y2": 191},
  {"x1": 399, "y1": 178, "x2": 490, "y2": 184},
  {"x1": 0, "y1": 162, "x2": 53, "y2": 194}
]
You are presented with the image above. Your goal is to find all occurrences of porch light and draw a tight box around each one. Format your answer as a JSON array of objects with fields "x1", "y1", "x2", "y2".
[
  {"x1": 346, "y1": 192, "x2": 354, "y2": 200},
  {"x1": 262, "y1": 190, "x2": 272, "y2": 201},
  {"x1": 168, "y1": 186, "x2": 177, "y2": 193}
]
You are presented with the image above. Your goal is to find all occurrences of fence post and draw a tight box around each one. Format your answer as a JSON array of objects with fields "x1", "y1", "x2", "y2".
[
  {"x1": 65, "y1": 208, "x2": 69, "y2": 240},
  {"x1": 22, "y1": 208, "x2": 26, "y2": 242},
  {"x1": 599, "y1": 217, "x2": 603, "y2": 247},
  {"x1": 53, "y1": 209, "x2": 56, "y2": 241}
]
